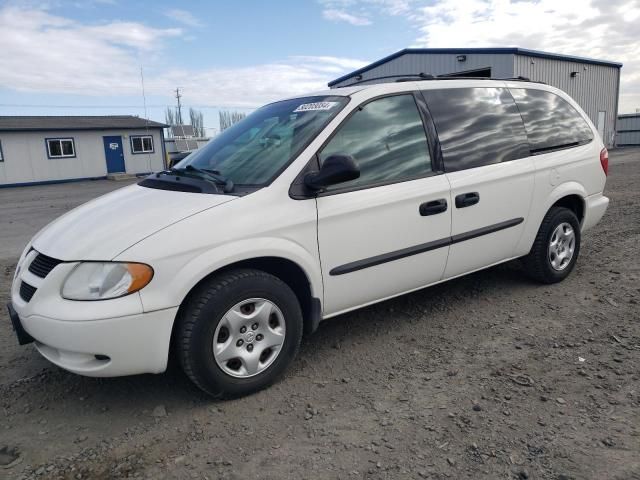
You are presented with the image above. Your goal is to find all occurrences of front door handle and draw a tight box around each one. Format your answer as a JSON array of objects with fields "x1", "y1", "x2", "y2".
[
  {"x1": 419, "y1": 198, "x2": 448, "y2": 216},
  {"x1": 455, "y1": 192, "x2": 480, "y2": 208}
]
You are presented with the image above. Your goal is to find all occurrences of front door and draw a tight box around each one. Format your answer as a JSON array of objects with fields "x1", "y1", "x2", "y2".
[
  {"x1": 316, "y1": 93, "x2": 452, "y2": 316},
  {"x1": 103, "y1": 136, "x2": 125, "y2": 173}
]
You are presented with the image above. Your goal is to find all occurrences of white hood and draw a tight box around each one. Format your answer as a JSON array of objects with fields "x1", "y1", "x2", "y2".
[{"x1": 32, "y1": 184, "x2": 236, "y2": 260}]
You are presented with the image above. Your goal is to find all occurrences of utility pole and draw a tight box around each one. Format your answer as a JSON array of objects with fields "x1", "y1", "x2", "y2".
[{"x1": 175, "y1": 88, "x2": 183, "y2": 124}]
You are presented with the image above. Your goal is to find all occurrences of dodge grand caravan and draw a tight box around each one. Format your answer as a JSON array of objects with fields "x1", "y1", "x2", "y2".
[{"x1": 8, "y1": 79, "x2": 609, "y2": 398}]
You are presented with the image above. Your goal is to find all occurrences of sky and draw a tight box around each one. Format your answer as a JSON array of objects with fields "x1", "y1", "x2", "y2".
[{"x1": 0, "y1": 0, "x2": 638, "y2": 134}]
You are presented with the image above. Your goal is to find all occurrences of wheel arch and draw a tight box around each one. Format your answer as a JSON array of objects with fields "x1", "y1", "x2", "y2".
[
  {"x1": 550, "y1": 194, "x2": 585, "y2": 225},
  {"x1": 168, "y1": 254, "x2": 322, "y2": 363},
  {"x1": 517, "y1": 181, "x2": 587, "y2": 255}
]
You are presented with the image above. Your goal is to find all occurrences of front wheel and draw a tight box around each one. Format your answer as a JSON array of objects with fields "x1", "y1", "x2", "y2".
[
  {"x1": 522, "y1": 206, "x2": 581, "y2": 284},
  {"x1": 176, "y1": 269, "x2": 303, "y2": 398}
]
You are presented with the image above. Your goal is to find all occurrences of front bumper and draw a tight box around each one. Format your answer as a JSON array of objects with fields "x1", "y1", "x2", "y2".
[
  {"x1": 9, "y1": 250, "x2": 178, "y2": 377},
  {"x1": 16, "y1": 307, "x2": 178, "y2": 377}
]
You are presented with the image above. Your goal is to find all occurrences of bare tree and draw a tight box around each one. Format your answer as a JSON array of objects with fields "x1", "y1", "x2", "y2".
[
  {"x1": 166, "y1": 106, "x2": 205, "y2": 137},
  {"x1": 189, "y1": 108, "x2": 205, "y2": 137},
  {"x1": 164, "y1": 107, "x2": 176, "y2": 137},
  {"x1": 219, "y1": 110, "x2": 246, "y2": 132}
]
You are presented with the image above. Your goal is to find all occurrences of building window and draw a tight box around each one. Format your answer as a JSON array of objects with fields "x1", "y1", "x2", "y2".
[
  {"x1": 46, "y1": 138, "x2": 76, "y2": 158},
  {"x1": 130, "y1": 135, "x2": 154, "y2": 154},
  {"x1": 0, "y1": 140, "x2": 4, "y2": 162}
]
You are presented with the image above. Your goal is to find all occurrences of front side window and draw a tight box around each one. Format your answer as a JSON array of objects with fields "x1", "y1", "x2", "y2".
[
  {"x1": 510, "y1": 88, "x2": 593, "y2": 153},
  {"x1": 131, "y1": 135, "x2": 154, "y2": 153},
  {"x1": 177, "y1": 96, "x2": 348, "y2": 186},
  {"x1": 422, "y1": 87, "x2": 530, "y2": 172},
  {"x1": 318, "y1": 94, "x2": 432, "y2": 191},
  {"x1": 47, "y1": 138, "x2": 75, "y2": 158}
]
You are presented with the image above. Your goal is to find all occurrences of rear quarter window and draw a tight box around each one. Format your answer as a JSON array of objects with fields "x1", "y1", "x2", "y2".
[
  {"x1": 510, "y1": 88, "x2": 593, "y2": 154},
  {"x1": 422, "y1": 87, "x2": 530, "y2": 172}
]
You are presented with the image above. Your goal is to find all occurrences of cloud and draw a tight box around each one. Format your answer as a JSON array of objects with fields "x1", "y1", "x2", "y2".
[
  {"x1": 317, "y1": 0, "x2": 640, "y2": 112},
  {"x1": 319, "y1": 0, "x2": 413, "y2": 22},
  {"x1": 322, "y1": 8, "x2": 371, "y2": 25},
  {"x1": 155, "y1": 56, "x2": 368, "y2": 108},
  {"x1": 0, "y1": 6, "x2": 179, "y2": 95},
  {"x1": 163, "y1": 8, "x2": 204, "y2": 28},
  {"x1": 0, "y1": 6, "x2": 367, "y2": 108}
]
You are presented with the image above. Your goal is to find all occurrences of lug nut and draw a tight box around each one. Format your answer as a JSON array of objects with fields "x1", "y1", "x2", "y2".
[
  {"x1": 240, "y1": 326, "x2": 247, "y2": 333},
  {"x1": 236, "y1": 339, "x2": 244, "y2": 347},
  {"x1": 247, "y1": 344, "x2": 254, "y2": 352},
  {"x1": 252, "y1": 323, "x2": 259, "y2": 330},
  {"x1": 256, "y1": 334, "x2": 263, "y2": 341}
]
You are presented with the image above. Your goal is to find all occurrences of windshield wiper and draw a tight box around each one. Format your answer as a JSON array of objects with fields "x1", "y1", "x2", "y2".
[
  {"x1": 157, "y1": 165, "x2": 234, "y2": 193},
  {"x1": 184, "y1": 165, "x2": 234, "y2": 193}
]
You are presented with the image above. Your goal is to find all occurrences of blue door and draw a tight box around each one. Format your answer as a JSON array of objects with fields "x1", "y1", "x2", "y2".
[{"x1": 103, "y1": 136, "x2": 125, "y2": 173}]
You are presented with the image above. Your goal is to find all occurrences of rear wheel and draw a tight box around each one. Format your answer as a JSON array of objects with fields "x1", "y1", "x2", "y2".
[
  {"x1": 522, "y1": 207, "x2": 581, "y2": 284},
  {"x1": 176, "y1": 269, "x2": 303, "y2": 398}
]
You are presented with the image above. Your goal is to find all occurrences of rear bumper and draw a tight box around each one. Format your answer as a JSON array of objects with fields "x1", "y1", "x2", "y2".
[
  {"x1": 582, "y1": 193, "x2": 609, "y2": 232},
  {"x1": 20, "y1": 307, "x2": 178, "y2": 377}
]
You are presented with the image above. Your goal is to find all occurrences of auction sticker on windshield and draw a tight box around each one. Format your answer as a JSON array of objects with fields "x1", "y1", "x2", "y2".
[{"x1": 293, "y1": 101, "x2": 340, "y2": 112}]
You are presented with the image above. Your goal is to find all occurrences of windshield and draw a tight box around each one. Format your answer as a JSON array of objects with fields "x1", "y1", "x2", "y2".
[{"x1": 175, "y1": 96, "x2": 348, "y2": 186}]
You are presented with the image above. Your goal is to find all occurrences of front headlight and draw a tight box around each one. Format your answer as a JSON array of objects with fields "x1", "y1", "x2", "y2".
[{"x1": 62, "y1": 262, "x2": 153, "y2": 301}]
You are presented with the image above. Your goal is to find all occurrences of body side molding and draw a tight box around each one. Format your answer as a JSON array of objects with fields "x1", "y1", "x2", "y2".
[{"x1": 329, "y1": 217, "x2": 524, "y2": 276}]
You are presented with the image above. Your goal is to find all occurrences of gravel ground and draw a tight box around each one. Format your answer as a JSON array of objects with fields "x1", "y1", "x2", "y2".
[{"x1": 1, "y1": 150, "x2": 639, "y2": 480}]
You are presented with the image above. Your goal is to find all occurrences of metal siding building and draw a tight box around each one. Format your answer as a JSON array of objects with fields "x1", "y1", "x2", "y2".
[
  {"x1": 616, "y1": 113, "x2": 640, "y2": 146},
  {"x1": 329, "y1": 48, "x2": 622, "y2": 147},
  {"x1": 0, "y1": 116, "x2": 167, "y2": 187}
]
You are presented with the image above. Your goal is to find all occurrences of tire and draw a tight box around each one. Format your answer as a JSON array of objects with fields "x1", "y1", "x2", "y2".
[
  {"x1": 522, "y1": 206, "x2": 581, "y2": 284},
  {"x1": 176, "y1": 269, "x2": 303, "y2": 398}
]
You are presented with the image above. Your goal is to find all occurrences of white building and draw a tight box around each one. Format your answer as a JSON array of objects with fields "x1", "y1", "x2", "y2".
[{"x1": 0, "y1": 116, "x2": 167, "y2": 187}]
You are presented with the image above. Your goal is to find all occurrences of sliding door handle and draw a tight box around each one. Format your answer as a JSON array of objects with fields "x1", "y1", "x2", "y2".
[
  {"x1": 419, "y1": 198, "x2": 448, "y2": 216},
  {"x1": 455, "y1": 192, "x2": 480, "y2": 208}
]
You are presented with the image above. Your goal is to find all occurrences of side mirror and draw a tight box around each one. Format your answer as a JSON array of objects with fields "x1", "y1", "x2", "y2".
[{"x1": 304, "y1": 154, "x2": 360, "y2": 191}]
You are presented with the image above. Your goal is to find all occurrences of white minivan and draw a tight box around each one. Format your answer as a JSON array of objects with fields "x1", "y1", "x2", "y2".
[{"x1": 8, "y1": 78, "x2": 609, "y2": 397}]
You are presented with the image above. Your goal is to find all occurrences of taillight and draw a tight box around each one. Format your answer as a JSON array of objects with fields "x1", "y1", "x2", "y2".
[{"x1": 600, "y1": 148, "x2": 609, "y2": 176}]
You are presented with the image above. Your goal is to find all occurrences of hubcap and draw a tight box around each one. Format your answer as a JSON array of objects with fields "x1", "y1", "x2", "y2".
[
  {"x1": 212, "y1": 298, "x2": 286, "y2": 378},
  {"x1": 548, "y1": 222, "x2": 575, "y2": 271}
]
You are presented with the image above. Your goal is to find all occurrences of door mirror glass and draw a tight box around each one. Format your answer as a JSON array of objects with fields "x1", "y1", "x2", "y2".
[{"x1": 304, "y1": 154, "x2": 360, "y2": 190}]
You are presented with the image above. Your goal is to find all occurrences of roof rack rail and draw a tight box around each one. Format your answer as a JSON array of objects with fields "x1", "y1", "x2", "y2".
[
  {"x1": 395, "y1": 73, "x2": 435, "y2": 82},
  {"x1": 342, "y1": 73, "x2": 434, "y2": 86},
  {"x1": 341, "y1": 74, "x2": 545, "y2": 87},
  {"x1": 439, "y1": 75, "x2": 545, "y2": 84}
]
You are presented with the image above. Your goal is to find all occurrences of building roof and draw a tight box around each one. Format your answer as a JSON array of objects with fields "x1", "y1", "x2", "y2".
[
  {"x1": 328, "y1": 47, "x2": 623, "y2": 87},
  {"x1": 0, "y1": 115, "x2": 168, "y2": 132},
  {"x1": 618, "y1": 113, "x2": 640, "y2": 118}
]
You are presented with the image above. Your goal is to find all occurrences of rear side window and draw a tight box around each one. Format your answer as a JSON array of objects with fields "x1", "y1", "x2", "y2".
[
  {"x1": 510, "y1": 88, "x2": 593, "y2": 154},
  {"x1": 422, "y1": 87, "x2": 529, "y2": 172},
  {"x1": 319, "y1": 94, "x2": 431, "y2": 191}
]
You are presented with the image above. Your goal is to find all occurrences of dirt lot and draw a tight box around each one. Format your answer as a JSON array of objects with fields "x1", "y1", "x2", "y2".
[{"x1": 1, "y1": 151, "x2": 639, "y2": 480}]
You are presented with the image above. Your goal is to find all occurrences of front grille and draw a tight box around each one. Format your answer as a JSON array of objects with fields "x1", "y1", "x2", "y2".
[
  {"x1": 28, "y1": 252, "x2": 63, "y2": 278},
  {"x1": 20, "y1": 281, "x2": 37, "y2": 302}
]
